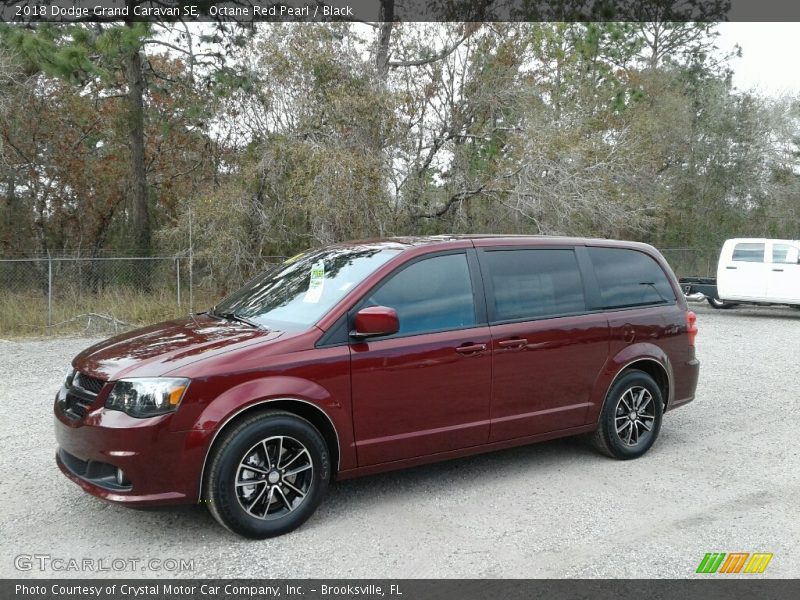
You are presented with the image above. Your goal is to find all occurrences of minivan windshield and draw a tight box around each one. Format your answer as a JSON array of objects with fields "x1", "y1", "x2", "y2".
[{"x1": 210, "y1": 245, "x2": 401, "y2": 330}]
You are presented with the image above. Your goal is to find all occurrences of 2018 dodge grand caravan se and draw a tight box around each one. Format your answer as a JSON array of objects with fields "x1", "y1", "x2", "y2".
[{"x1": 54, "y1": 236, "x2": 699, "y2": 538}]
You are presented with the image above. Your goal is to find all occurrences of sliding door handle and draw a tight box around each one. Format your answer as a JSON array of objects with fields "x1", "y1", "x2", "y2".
[
  {"x1": 498, "y1": 338, "x2": 528, "y2": 349},
  {"x1": 455, "y1": 343, "x2": 487, "y2": 355}
]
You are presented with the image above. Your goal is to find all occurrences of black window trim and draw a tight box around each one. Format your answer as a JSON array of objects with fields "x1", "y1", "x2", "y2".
[
  {"x1": 316, "y1": 248, "x2": 487, "y2": 346},
  {"x1": 476, "y1": 245, "x2": 594, "y2": 326},
  {"x1": 317, "y1": 243, "x2": 679, "y2": 344},
  {"x1": 315, "y1": 312, "x2": 350, "y2": 348}
]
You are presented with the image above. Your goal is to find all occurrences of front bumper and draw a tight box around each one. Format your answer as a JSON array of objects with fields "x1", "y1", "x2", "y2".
[{"x1": 54, "y1": 390, "x2": 209, "y2": 506}]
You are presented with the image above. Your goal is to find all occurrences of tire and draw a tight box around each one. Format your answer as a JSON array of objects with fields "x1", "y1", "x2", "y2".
[
  {"x1": 204, "y1": 410, "x2": 330, "y2": 538},
  {"x1": 707, "y1": 297, "x2": 734, "y2": 309},
  {"x1": 591, "y1": 370, "x2": 664, "y2": 460}
]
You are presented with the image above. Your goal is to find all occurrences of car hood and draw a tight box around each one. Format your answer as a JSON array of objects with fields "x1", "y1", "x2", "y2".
[{"x1": 72, "y1": 315, "x2": 287, "y2": 381}]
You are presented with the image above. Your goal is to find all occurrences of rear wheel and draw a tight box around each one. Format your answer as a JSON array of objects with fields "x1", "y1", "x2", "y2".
[
  {"x1": 707, "y1": 297, "x2": 735, "y2": 309},
  {"x1": 204, "y1": 410, "x2": 330, "y2": 538},
  {"x1": 591, "y1": 370, "x2": 663, "y2": 460}
]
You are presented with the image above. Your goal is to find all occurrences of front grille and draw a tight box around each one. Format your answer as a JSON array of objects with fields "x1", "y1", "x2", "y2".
[
  {"x1": 63, "y1": 392, "x2": 95, "y2": 419},
  {"x1": 73, "y1": 372, "x2": 105, "y2": 395},
  {"x1": 61, "y1": 371, "x2": 106, "y2": 420}
]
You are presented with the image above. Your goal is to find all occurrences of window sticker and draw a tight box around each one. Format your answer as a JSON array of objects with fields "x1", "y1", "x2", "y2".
[{"x1": 303, "y1": 261, "x2": 325, "y2": 303}]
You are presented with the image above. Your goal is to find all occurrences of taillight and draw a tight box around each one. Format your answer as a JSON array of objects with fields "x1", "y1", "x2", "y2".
[{"x1": 686, "y1": 311, "x2": 698, "y2": 346}]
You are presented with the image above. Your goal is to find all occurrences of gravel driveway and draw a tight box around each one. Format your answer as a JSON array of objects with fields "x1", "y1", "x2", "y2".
[{"x1": 1, "y1": 303, "x2": 798, "y2": 578}]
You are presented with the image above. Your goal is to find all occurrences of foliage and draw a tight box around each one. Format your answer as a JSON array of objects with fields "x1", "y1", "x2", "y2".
[{"x1": 2, "y1": 21, "x2": 799, "y2": 286}]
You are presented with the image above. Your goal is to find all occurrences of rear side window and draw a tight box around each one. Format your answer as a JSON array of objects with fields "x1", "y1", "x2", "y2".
[
  {"x1": 772, "y1": 244, "x2": 798, "y2": 264},
  {"x1": 588, "y1": 247, "x2": 675, "y2": 309},
  {"x1": 732, "y1": 243, "x2": 765, "y2": 263},
  {"x1": 365, "y1": 253, "x2": 476, "y2": 336},
  {"x1": 482, "y1": 249, "x2": 586, "y2": 321}
]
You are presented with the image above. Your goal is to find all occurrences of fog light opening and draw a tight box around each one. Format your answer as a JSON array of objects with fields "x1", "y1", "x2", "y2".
[{"x1": 115, "y1": 468, "x2": 129, "y2": 487}]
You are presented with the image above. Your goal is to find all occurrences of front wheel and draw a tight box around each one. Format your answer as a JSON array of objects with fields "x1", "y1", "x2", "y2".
[
  {"x1": 591, "y1": 370, "x2": 664, "y2": 460},
  {"x1": 204, "y1": 410, "x2": 330, "y2": 538}
]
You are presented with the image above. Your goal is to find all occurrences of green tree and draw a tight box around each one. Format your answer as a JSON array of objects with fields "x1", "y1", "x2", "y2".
[{"x1": 1, "y1": 8, "x2": 246, "y2": 259}]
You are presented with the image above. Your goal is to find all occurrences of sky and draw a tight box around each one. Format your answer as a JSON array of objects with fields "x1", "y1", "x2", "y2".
[{"x1": 717, "y1": 23, "x2": 800, "y2": 96}]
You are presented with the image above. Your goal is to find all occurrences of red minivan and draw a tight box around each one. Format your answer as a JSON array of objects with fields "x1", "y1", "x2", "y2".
[{"x1": 54, "y1": 236, "x2": 699, "y2": 538}]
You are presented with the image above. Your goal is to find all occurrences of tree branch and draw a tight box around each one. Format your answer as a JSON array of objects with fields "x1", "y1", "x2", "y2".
[{"x1": 388, "y1": 32, "x2": 472, "y2": 68}]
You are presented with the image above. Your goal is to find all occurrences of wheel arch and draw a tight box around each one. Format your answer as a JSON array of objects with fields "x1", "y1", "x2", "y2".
[
  {"x1": 589, "y1": 348, "x2": 673, "y2": 426},
  {"x1": 617, "y1": 358, "x2": 671, "y2": 408},
  {"x1": 198, "y1": 397, "x2": 341, "y2": 502}
]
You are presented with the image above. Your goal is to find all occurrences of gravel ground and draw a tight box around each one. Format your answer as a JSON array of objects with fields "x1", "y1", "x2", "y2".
[{"x1": 1, "y1": 303, "x2": 798, "y2": 579}]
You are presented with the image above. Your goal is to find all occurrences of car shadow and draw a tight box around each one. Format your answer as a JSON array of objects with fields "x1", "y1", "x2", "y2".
[
  {"x1": 315, "y1": 436, "x2": 600, "y2": 519},
  {"x1": 108, "y1": 435, "x2": 601, "y2": 539}
]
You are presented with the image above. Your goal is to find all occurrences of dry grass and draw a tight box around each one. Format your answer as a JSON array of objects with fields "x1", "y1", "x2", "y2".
[{"x1": 0, "y1": 288, "x2": 219, "y2": 337}]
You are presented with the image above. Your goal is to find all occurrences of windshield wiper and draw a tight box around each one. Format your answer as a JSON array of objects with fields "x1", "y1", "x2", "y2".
[
  {"x1": 209, "y1": 309, "x2": 264, "y2": 329},
  {"x1": 639, "y1": 282, "x2": 671, "y2": 304}
]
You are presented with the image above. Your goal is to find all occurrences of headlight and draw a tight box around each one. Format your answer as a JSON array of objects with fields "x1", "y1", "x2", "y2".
[
  {"x1": 105, "y1": 378, "x2": 189, "y2": 418},
  {"x1": 65, "y1": 367, "x2": 75, "y2": 387}
]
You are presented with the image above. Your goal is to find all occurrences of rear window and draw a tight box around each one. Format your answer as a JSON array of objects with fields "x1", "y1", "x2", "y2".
[
  {"x1": 732, "y1": 243, "x2": 765, "y2": 263},
  {"x1": 482, "y1": 249, "x2": 586, "y2": 321},
  {"x1": 588, "y1": 247, "x2": 675, "y2": 309}
]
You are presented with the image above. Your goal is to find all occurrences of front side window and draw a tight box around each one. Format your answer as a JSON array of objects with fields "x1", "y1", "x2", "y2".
[
  {"x1": 483, "y1": 249, "x2": 586, "y2": 321},
  {"x1": 364, "y1": 253, "x2": 476, "y2": 336},
  {"x1": 213, "y1": 245, "x2": 401, "y2": 330},
  {"x1": 588, "y1": 247, "x2": 676, "y2": 309},
  {"x1": 732, "y1": 243, "x2": 765, "y2": 263}
]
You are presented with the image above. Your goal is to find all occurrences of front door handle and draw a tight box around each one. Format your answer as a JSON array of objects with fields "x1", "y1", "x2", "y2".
[
  {"x1": 498, "y1": 338, "x2": 528, "y2": 349},
  {"x1": 455, "y1": 343, "x2": 487, "y2": 355},
  {"x1": 772, "y1": 268, "x2": 784, "y2": 272},
  {"x1": 726, "y1": 266, "x2": 738, "y2": 270}
]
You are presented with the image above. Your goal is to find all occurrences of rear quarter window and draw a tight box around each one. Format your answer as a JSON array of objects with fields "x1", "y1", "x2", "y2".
[
  {"x1": 588, "y1": 247, "x2": 676, "y2": 309},
  {"x1": 771, "y1": 244, "x2": 798, "y2": 264}
]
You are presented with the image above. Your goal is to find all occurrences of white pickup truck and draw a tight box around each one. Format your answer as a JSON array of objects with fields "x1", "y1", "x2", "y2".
[{"x1": 679, "y1": 238, "x2": 800, "y2": 309}]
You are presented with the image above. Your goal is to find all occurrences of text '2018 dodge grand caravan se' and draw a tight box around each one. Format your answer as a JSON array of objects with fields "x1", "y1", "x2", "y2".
[{"x1": 54, "y1": 236, "x2": 699, "y2": 538}]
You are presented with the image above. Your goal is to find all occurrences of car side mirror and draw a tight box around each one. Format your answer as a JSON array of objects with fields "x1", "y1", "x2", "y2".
[{"x1": 351, "y1": 306, "x2": 399, "y2": 338}]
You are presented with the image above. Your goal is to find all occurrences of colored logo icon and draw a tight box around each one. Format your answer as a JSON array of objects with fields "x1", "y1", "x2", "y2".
[{"x1": 696, "y1": 553, "x2": 773, "y2": 574}]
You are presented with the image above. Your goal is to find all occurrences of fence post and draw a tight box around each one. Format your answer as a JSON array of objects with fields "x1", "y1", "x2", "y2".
[
  {"x1": 188, "y1": 209, "x2": 194, "y2": 313},
  {"x1": 47, "y1": 251, "x2": 53, "y2": 329},
  {"x1": 176, "y1": 257, "x2": 181, "y2": 311}
]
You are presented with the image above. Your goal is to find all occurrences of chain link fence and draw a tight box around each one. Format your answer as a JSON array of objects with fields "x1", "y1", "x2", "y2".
[
  {"x1": 659, "y1": 247, "x2": 720, "y2": 279},
  {"x1": 0, "y1": 254, "x2": 291, "y2": 336},
  {"x1": 0, "y1": 247, "x2": 714, "y2": 337},
  {"x1": 0, "y1": 256, "x2": 193, "y2": 336}
]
